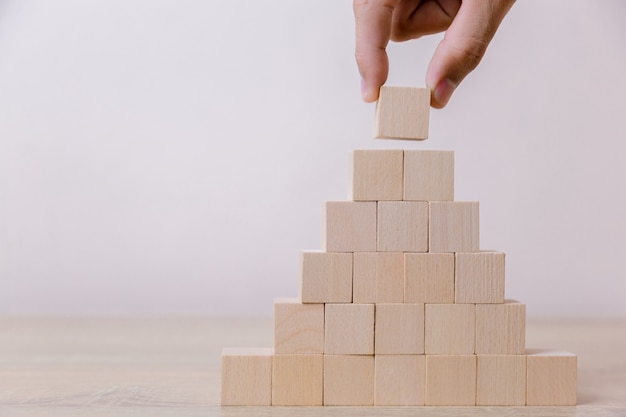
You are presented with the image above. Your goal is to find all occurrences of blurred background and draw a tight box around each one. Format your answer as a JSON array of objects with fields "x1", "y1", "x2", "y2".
[{"x1": 0, "y1": 1, "x2": 624, "y2": 318}]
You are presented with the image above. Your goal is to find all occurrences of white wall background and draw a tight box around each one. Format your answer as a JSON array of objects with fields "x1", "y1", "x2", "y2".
[{"x1": 0, "y1": 1, "x2": 624, "y2": 318}]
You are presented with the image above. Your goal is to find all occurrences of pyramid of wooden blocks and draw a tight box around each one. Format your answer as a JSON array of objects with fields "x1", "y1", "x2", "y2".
[{"x1": 222, "y1": 127, "x2": 577, "y2": 407}]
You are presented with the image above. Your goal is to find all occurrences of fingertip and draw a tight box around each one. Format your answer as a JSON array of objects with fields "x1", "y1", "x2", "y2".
[
  {"x1": 361, "y1": 78, "x2": 380, "y2": 103},
  {"x1": 428, "y1": 78, "x2": 457, "y2": 108}
]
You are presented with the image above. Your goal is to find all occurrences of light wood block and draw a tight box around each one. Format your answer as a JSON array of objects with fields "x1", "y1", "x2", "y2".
[
  {"x1": 455, "y1": 252, "x2": 505, "y2": 304},
  {"x1": 353, "y1": 252, "x2": 403, "y2": 303},
  {"x1": 374, "y1": 86, "x2": 430, "y2": 140},
  {"x1": 324, "y1": 355, "x2": 375, "y2": 405},
  {"x1": 377, "y1": 201, "x2": 428, "y2": 252},
  {"x1": 476, "y1": 355, "x2": 526, "y2": 405},
  {"x1": 375, "y1": 355, "x2": 426, "y2": 405},
  {"x1": 527, "y1": 349, "x2": 577, "y2": 406},
  {"x1": 300, "y1": 251, "x2": 352, "y2": 303},
  {"x1": 325, "y1": 201, "x2": 377, "y2": 252},
  {"x1": 273, "y1": 298, "x2": 324, "y2": 354},
  {"x1": 475, "y1": 300, "x2": 526, "y2": 354},
  {"x1": 404, "y1": 253, "x2": 454, "y2": 303},
  {"x1": 272, "y1": 354, "x2": 323, "y2": 405},
  {"x1": 429, "y1": 201, "x2": 479, "y2": 253},
  {"x1": 325, "y1": 303, "x2": 374, "y2": 355},
  {"x1": 425, "y1": 355, "x2": 476, "y2": 406},
  {"x1": 425, "y1": 304, "x2": 475, "y2": 354},
  {"x1": 404, "y1": 150, "x2": 454, "y2": 201},
  {"x1": 351, "y1": 150, "x2": 404, "y2": 201},
  {"x1": 375, "y1": 303, "x2": 424, "y2": 354},
  {"x1": 221, "y1": 348, "x2": 272, "y2": 405}
]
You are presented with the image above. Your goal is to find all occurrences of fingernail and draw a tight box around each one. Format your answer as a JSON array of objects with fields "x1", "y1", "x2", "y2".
[
  {"x1": 432, "y1": 78, "x2": 457, "y2": 108},
  {"x1": 361, "y1": 78, "x2": 368, "y2": 100}
]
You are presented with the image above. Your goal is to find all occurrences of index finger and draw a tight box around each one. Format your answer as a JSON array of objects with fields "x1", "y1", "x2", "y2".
[{"x1": 354, "y1": 0, "x2": 400, "y2": 102}]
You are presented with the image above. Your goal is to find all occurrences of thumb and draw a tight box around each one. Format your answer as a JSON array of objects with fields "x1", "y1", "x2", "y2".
[{"x1": 426, "y1": 0, "x2": 514, "y2": 108}]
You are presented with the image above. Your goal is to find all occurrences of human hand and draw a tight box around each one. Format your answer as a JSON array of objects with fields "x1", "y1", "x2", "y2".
[{"x1": 354, "y1": 0, "x2": 515, "y2": 108}]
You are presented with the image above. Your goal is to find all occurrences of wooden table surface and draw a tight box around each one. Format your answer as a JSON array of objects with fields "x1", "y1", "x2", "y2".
[{"x1": 0, "y1": 316, "x2": 625, "y2": 417}]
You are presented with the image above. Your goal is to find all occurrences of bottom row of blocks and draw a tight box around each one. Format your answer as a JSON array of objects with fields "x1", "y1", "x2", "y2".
[{"x1": 221, "y1": 348, "x2": 576, "y2": 406}]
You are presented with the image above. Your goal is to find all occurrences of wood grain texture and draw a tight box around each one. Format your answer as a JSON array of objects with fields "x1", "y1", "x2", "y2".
[
  {"x1": 377, "y1": 201, "x2": 428, "y2": 252},
  {"x1": 526, "y1": 349, "x2": 577, "y2": 406},
  {"x1": 351, "y1": 150, "x2": 404, "y2": 201},
  {"x1": 324, "y1": 201, "x2": 377, "y2": 252},
  {"x1": 429, "y1": 201, "x2": 479, "y2": 253},
  {"x1": 405, "y1": 253, "x2": 455, "y2": 303},
  {"x1": 425, "y1": 304, "x2": 476, "y2": 354},
  {"x1": 374, "y1": 355, "x2": 425, "y2": 405},
  {"x1": 475, "y1": 300, "x2": 526, "y2": 354},
  {"x1": 273, "y1": 298, "x2": 324, "y2": 354},
  {"x1": 272, "y1": 354, "x2": 323, "y2": 405},
  {"x1": 455, "y1": 252, "x2": 505, "y2": 304},
  {"x1": 221, "y1": 348, "x2": 272, "y2": 405},
  {"x1": 476, "y1": 355, "x2": 526, "y2": 406},
  {"x1": 404, "y1": 150, "x2": 454, "y2": 201},
  {"x1": 375, "y1": 303, "x2": 424, "y2": 354},
  {"x1": 324, "y1": 355, "x2": 375, "y2": 406},
  {"x1": 324, "y1": 303, "x2": 374, "y2": 355},
  {"x1": 300, "y1": 251, "x2": 352, "y2": 303},
  {"x1": 374, "y1": 86, "x2": 430, "y2": 140},
  {"x1": 353, "y1": 252, "x2": 404, "y2": 303},
  {"x1": 425, "y1": 355, "x2": 477, "y2": 406}
]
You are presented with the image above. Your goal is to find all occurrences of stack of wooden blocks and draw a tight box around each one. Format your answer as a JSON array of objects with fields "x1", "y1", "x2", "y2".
[{"x1": 221, "y1": 87, "x2": 577, "y2": 407}]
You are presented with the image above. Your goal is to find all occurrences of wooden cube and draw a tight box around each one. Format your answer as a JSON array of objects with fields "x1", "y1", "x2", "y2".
[
  {"x1": 375, "y1": 303, "x2": 424, "y2": 354},
  {"x1": 476, "y1": 355, "x2": 526, "y2": 405},
  {"x1": 404, "y1": 253, "x2": 454, "y2": 303},
  {"x1": 377, "y1": 201, "x2": 428, "y2": 252},
  {"x1": 425, "y1": 304, "x2": 475, "y2": 354},
  {"x1": 274, "y1": 298, "x2": 324, "y2": 354},
  {"x1": 325, "y1": 201, "x2": 377, "y2": 252},
  {"x1": 425, "y1": 355, "x2": 476, "y2": 406},
  {"x1": 475, "y1": 300, "x2": 525, "y2": 354},
  {"x1": 300, "y1": 251, "x2": 352, "y2": 303},
  {"x1": 351, "y1": 150, "x2": 404, "y2": 201},
  {"x1": 527, "y1": 349, "x2": 577, "y2": 405},
  {"x1": 221, "y1": 348, "x2": 272, "y2": 405},
  {"x1": 429, "y1": 201, "x2": 479, "y2": 253},
  {"x1": 353, "y1": 252, "x2": 403, "y2": 303},
  {"x1": 325, "y1": 303, "x2": 374, "y2": 354},
  {"x1": 272, "y1": 354, "x2": 323, "y2": 405},
  {"x1": 374, "y1": 86, "x2": 430, "y2": 140},
  {"x1": 324, "y1": 355, "x2": 375, "y2": 405},
  {"x1": 375, "y1": 355, "x2": 426, "y2": 405},
  {"x1": 455, "y1": 252, "x2": 505, "y2": 304},
  {"x1": 404, "y1": 150, "x2": 454, "y2": 201}
]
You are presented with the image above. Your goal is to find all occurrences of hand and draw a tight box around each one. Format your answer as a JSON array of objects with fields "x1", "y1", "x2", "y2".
[{"x1": 354, "y1": 0, "x2": 515, "y2": 108}]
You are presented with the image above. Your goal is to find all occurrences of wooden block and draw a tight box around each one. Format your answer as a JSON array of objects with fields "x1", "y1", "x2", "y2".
[
  {"x1": 404, "y1": 253, "x2": 454, "y2": 303},
  {"x1": 425, "y1": 355, "x2": 476, "y2": 405},
  {"x1": 324, "y1": 201, "x2": 377, "y2": 252},
  {"x1": 527, "y1": 349, "x2": 577, "y2": 405},
  {"x1": 476, "y1": 355, "x2": 526, "y2": 405},
  {"x1": 377, "y1": 201, "x2": 428, "y2": 252},
  {"x1": 429, "y1": 201, "x2": 479, "y2": 253},
  {"x1": 374, "y1": 86, "x2": 430, "y2": 140},
  {"x1": 475, "y1": 300, "x2": 525, "y2": 354},
  {"x1": 324, "y1": 355, "x2": 375, "y2": 405},
  {"x1": 375, "y1": 303, "x2": 424, "y2": 354},
  {"x1": 375, "y1": 355, "x2": 426, "y2": 405},
  {"x1": 221, "y1": 347, "x2": 272, "y2": 405},
  {"x1": 300, "y1": 251, "x2": 352, "y2": 303},
  {"x1": 274, "y1": 298, "x2": 324, "y2": 354},
  {"x1": 325, "y1": 303, "x2": 374, "y2": 355},
  {"x1": 353, "y1": 252, "x2": 403, "y2": 303},
  {"x1": 455, "y1": 251, "x2": 505, "y2": 304},
  {"x1": 404, "y1": 150, "x2": 454, "y2": 201},
  {"x1": 272, "y1": 354, "x2": 323, "y2": 405},
  {"x1": 425, "y1": 304, "x2": 475, "y2": 354},
  {"x1": 351, "y1": 150, "x2": 404, "y2": 201}
]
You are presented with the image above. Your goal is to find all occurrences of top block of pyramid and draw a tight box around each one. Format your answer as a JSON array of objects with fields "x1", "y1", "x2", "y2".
[{"x1": 375, "y1": 86, "x2": 430, "y2": 140}]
